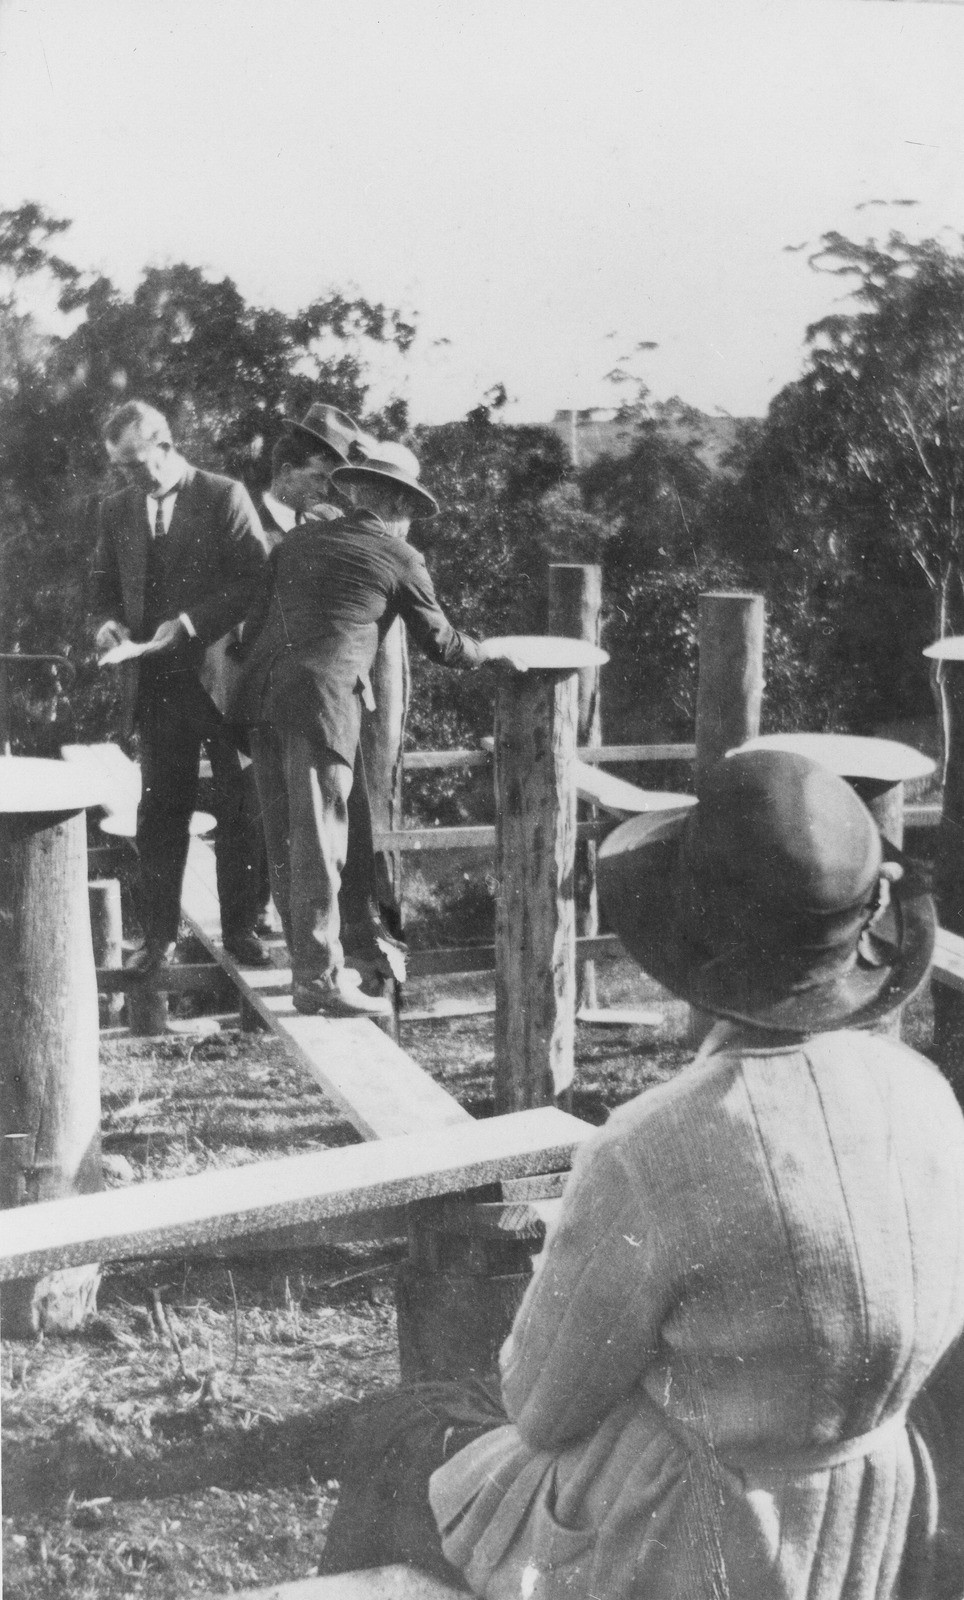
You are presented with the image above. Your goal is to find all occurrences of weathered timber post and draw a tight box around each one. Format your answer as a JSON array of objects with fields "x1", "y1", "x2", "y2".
[
  {"x1": 549, "y1": 564, "x2": 602, "y2": 1010},
  {"x1": 737, "y1": 733, "x2": 935, "y2": 1042},
  {"x1": 695, "y1": 591, "x2": 765, "y2": 792},
  {"x1": 89, "y1": 877, "x2": 123, "y2": 1026},
  {"x1": 492, "y1": 636, "x2": 609, "y2": 1112},
  {"x1": 922, "y1": 646, "x2": 964, "y2": 1090},
  {"x1": 0, "y1": 758, "x2": 105, "y2": 1334},
  {"x1": 126, "y1": 973, "x2": 169, "y2": 1036}
]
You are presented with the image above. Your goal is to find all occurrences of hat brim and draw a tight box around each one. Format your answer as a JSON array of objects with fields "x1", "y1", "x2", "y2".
[
  {"x1": 598, "y1": 809, "x2": 934, "y2": 1034},
  {"x1": 283, "y1": 420, "x2": 349, "y2": 469},
  {"x1": 333, "y1": 463, "x2": 439, "y2": 517}
]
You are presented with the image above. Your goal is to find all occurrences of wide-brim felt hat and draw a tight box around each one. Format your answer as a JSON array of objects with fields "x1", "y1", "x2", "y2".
[
  {"x1": 330, "y1": 455, "x2": 439, "y2": 517},
  {"x1": 285, "y1": 403, "x2": 363, "y2": 468},
  {"x1": 598, "y1": 749, "x2": 934, "y2": 1034}
]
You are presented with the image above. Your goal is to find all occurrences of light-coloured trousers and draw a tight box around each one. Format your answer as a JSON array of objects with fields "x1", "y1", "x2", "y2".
[{"x1": 249, "y1": 725, "x2": 354, "y2": 983}]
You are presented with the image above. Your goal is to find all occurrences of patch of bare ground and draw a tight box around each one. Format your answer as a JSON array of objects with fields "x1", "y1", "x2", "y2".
[{"x1": 2, "y1": 963, "x2": 935, "y2": 1597}]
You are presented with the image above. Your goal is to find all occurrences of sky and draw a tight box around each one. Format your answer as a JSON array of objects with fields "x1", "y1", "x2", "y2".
[{"x1": 2, "y1": 0, "x2": 964, "y2": 426}]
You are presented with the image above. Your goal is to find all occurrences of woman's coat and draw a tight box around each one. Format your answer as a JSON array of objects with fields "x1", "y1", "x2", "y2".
[{"x1": 430, "y1": 1029, "x2": 964, "y2": 1599}]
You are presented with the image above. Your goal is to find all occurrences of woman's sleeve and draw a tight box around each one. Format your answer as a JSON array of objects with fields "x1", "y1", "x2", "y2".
[{"x1": 500, "y1": 1127, "x2": 674, "y2": 1452}]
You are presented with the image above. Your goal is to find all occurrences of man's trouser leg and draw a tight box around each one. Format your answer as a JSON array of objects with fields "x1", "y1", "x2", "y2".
[
  {"x1": 135, "y1": 679, "x2": 203, "y2": 950},
  {"x1": 341, "y1": 743, "x2": 383, "y2": 934},
  {"x1": 283, "y1": 731, "x2": 353, "y2": 985},
  {"x1": 203, "y1": 708, "x2": 261, "y2": 943},
  {"x1": 249, "y1": 725, "x2": 294, "y2": 954}
]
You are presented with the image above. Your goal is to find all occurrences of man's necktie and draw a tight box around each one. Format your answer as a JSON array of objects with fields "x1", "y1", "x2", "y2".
[{"x1": 143, "y1": 496, "x2": 170, "y2": 637}]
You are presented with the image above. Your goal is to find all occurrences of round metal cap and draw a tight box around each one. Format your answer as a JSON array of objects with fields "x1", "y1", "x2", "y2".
[
  {"x1": 0, "y1": 756, "x2": 109, "y2": 815},
  {"x1": 924, "y1": 635, "x2": 964, "y2": 661},
  {"x1": 731, "y1": 733, "x2": 934, "y2": 784},
  {"x1": 479, "y1": 635, "x2": 609, "y2": 671}
]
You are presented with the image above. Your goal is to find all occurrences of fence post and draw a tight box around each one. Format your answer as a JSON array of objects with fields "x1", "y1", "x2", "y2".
[
  {"x1": 549, "y1": 564, "x2": 602, "y2": 1010},
  {"x1": 934, "y1": 664, "x2": 964, "y2": 1089},
  {"x1": 695, "y1": 592, "x2": 765, "y2": 791},
  {"x1": 0, "y1": 759, "x2": 104, "y2": 1335},
  {"x1": 89, "y1": 877, "x2": 124, "y2": 1026},
  {"x1": 493, "y1": 638, "x2": 608, "y2": 1112}
]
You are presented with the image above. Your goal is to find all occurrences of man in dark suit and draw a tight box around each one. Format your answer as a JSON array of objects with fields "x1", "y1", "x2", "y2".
[
  {"x1": 254, "y1": 407, "x2": 406, "y2": 989},
  {"x1": 93, "y1": 400, "x2": 270, "y2": 971},
  {"x1": 232, "y1": 454, "x2": 521, "y2": 1016}
]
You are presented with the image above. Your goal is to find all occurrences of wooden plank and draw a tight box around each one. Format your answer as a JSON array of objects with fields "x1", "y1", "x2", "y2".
[
  {"x1": 0, "y1": 1107, "x2": 590, "y2": 1282},
  {"x1": 62, "y1": 741, "x2": 141, "y2": 810},
  {"x1": 906, "y1": 802, "x2": 940, "y2": 828},
  {"x1": 374, "y1": 820, "x2": 609, "y2": 853},
  {"x1": 62, "y1": 743, "x2": 213, "y2": 837},
  {"x1": 577, "y1": 1006, "x2": 662, "y2": 1027},
  {"x1": 178, "y1": 836, "x2": 473, "y2": 1140},
  {"x1": 221, "y1": 1566, "x2": 466, "y2": 1600},
  {"x1": 96, "y1": 963, "x2": 223, "y2": 995},
  {"x1": 375, "y1": 824, "x2": 496, "y2": 852},
  {"x1": 407, "y1": 934, "x2": 621, "y2": 979},
  {"x1": 406, "y1": 743, "x2": 695, "y2": 768},
  {"x1": 401, "y1": 999, "x2": 497, "y2": 1023},
  {"x1": 574, "y1": 760, "x2": 695, "y2": 818},
  {"x1": 158, "y1": 1207, "x2": 412, "y2": 1258},
  {"x1": 483, "y1": 734, "x2": 694, "y2": 766},
  {"x1": 402, "y1": 748, "x2": 490, "y2": 771}
]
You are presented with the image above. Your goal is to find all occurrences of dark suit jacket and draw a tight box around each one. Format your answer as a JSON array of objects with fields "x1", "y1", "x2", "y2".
[
  {"x1": 93, "y1": 464, "x2": 268, "y2": 729},
  {"x1": 231, "y1": 508, "x2": 481, "y2": 764}
]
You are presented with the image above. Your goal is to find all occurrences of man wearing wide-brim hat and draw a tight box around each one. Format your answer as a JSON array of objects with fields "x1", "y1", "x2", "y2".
[
  {"x1": 231, "y1": 450, "x2": 524, "y2": 1017},
  {"x1": 319, "y1": 750, "x2": 964, "y2": 1592},
  {"x1": 253, "y1": 403, "x2": 407, "y2": 978}
]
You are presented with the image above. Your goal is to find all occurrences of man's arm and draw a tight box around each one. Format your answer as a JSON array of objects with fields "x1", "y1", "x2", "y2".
[
  {"x1": 236, "y1": 544, "x2": 280, "y2": 659},
  {"x1": 499, "y1": 1134, "x2": 669, "y2": 1452},
  {"x1": 394, "y1": 548, "x2": 483, "y2": 668},
  {"x1": 182, "y1": 480, "x2": 269, "y2": 645}
]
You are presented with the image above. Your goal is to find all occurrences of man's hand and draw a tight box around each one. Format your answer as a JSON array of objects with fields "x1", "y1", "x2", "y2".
[
  {"x1": 96, "y1": 620, "x2": 131, "y2": 652},
  {"x1": 147, "y1": 618, "x2": 188, "y2": 653},
  {"x1": 477, "y1": 639, "x2": 531, "y2": 673}
]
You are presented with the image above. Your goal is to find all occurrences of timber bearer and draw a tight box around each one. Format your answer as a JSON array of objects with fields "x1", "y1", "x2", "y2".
[{"x1": 231, "y1": 452, "x2": 525, "y2": 1017}]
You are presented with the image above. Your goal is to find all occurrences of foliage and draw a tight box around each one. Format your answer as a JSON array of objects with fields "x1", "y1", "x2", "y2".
[
  {"x1": 406, "y1": 406, "x2": 573, "y2": 769},
  {"x1": 701, "y1": 228, "x2": 964, "y2": 740}
]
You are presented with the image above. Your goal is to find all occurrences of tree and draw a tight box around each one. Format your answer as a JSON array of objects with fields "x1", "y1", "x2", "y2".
[{"x1": 0, "y1": 201, "x2": 415, "y2": 749}]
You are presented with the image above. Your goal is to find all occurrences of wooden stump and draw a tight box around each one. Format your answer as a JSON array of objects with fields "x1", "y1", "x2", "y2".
[
  {"x1": 549, "y1": 565, "x2": 602, "y2": 1011},
  {"x1": 0, "y1": 761, "x2": 104, "y2": 1335},
  {"x1": 936, "y1": 664, "x2": 964, "y2": 1092},
  {"x1": 694, "y1": 591, "x2": 765, "y2": 791},
  {"x1": 491, "y1": 638, "x2": 607, "y2": 1111},
  {"x1": 126, "y1": 976, "x2": 169, "y2": 1036}
]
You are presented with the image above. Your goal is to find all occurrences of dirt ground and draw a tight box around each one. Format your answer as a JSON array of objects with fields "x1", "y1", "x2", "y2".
[{"x1": 1, "y1": 947, "x2": 706, "y2": 1600}]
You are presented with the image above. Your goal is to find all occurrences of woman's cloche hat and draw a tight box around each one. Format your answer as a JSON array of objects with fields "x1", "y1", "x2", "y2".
[
  {"x1": 598, "y1": 748, "x2": 934, "y2": 1034},
  {"x1": 330, "y1": 452, "x2": 439, "y2": 518}
]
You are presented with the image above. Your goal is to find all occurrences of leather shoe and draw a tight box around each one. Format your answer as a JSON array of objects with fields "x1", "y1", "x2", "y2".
[
  {"x1": 223, "y1": 932, "x2": 272, "y2": 968},
  {"x1": 125, "y1": 941, "x2": 176, "y2": 976},
  {"x1": 292, "y1": 969, "x2": 392, "y2": 1018}
]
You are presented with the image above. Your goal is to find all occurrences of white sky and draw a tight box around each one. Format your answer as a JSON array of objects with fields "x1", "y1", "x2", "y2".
[{"x1": 2, "y1": 0, "x2": 964, "y2": 424}]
